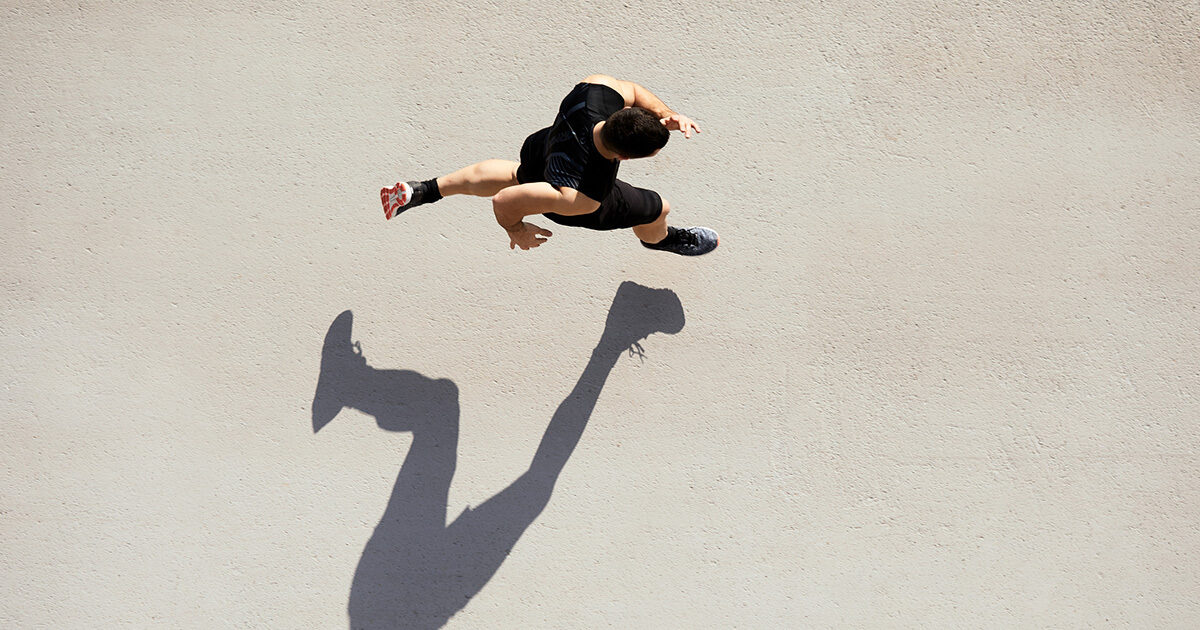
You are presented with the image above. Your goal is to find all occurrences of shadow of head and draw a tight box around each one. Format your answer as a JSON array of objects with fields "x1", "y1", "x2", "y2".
[
  {"x1": 600, "y1": 281, "x2": 685, "y2": 351},
  {"x1": 312, "y1": 310, "x2": 458, "y2": 433}
]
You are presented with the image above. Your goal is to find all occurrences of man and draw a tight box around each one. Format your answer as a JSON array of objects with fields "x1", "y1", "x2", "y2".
[{"x1": 381, "y1": 74, "x2": 719, "y2": 256}]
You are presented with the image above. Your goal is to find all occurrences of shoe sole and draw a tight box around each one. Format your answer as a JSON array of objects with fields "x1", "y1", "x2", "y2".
[{"x1": 380, "y1": 182, "x2": 412, "y2": 220}]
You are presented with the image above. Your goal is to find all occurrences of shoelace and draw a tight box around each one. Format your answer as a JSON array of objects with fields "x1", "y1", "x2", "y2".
[{"x1": 675, "y1": 228, "x2": 698, "y2": 247}]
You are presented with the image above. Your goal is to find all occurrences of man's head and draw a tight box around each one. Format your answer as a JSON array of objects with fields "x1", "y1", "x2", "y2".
[{"x1": 601, "y1": 107, "x2": 670, "y2": 159}]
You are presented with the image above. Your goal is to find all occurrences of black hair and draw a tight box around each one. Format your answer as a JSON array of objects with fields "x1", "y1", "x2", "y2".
[{"x1": 601, "y1": 107, "x2": 670, "y2": 158}]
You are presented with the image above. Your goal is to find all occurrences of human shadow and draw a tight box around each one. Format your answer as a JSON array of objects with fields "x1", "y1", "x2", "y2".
[{"x1": 312, "y1": 281, "x2": 685, "y2": 629}]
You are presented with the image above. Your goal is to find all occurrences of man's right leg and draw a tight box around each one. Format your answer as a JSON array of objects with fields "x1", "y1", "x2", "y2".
[
  {"x1": 604, "y1": 180, "x2": 719, "y2": 256},
  {"x1": 382, "y1": 159, "x2": 520, "y2": 219},
  {"x1": 634, "y1": 196, "x2": 719, "y2": 256}
]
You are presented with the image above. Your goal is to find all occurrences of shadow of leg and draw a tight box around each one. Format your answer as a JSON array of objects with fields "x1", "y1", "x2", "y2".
[
  {"x1": 312, "y1": 311, "x2": 464, "y2": 629},
  {"x1": 317, "y1": 283, "x2": 685, "y2": 629},
  {"x1": 439, "y1": 281, "x2": 685, "y2": 603}
]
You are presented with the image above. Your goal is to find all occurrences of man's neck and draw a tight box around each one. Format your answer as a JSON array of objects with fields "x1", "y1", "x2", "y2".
[{"x1": 592, "y1": 122, "x2": 620, "y2": 161}]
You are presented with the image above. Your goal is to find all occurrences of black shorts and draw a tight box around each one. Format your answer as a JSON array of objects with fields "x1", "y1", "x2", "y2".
[{"x1": 516, "y1": 128, "x2": 664, "y2": 231}]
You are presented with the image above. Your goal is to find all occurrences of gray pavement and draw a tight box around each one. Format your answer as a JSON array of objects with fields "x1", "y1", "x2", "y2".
[{"x1": 3, "y1": 2, "x2": 1198, "y2": 627}]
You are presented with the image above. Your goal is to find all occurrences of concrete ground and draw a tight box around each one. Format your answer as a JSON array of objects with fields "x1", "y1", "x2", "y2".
[{"x1": 3, "y1": 2, "x2": 1198, "y2": 627}]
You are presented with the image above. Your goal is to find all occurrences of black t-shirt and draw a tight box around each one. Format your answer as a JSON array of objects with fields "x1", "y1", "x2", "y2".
[{"x1": 543, "y1": 82, "x2": 626, "y2": 202}]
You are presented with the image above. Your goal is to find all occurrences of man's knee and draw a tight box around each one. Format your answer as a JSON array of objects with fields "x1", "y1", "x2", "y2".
[
  {"x1": 658, "y1": 198, "x2": 670, "y2": 221},
  {"x1": 492, "y1": 185, "x2": 517, "y2": 208}
]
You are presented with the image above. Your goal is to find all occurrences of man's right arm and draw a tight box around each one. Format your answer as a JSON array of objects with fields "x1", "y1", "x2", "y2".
[
  {"x1": 492, "y1": 183, "x2": 600, "y2": 250},
  {"x1": 493, "y1": 183, "x2": 599, "y2": 227}
]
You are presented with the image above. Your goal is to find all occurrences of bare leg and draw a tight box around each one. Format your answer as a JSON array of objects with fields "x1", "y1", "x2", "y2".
[
  {"x1": 631, "y1": 198, "x2": 670, "y2": 244},
  {"x1": 435, "y1": 159, "x2": 520, "y2": 197}
]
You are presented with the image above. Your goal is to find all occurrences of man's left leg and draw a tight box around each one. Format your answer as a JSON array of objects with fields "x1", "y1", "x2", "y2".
[
  {"x1": 436, "y1": 159, "x2": 521, "y2": 197},
  {"x1": 382, "y1": 160, "x2": 520, "y2": 220}
]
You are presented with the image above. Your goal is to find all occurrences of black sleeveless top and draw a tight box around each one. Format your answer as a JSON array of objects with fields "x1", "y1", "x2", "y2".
[{"x1": 543, "y1": 83, "x2": 626, "y2": 202}]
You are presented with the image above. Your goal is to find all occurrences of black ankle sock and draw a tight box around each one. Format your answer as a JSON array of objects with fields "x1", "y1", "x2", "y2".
[
  {"x1": 641, "y1": 226, "x2": 679, "y2": 248},
  {"x1": 422, "y1": 178, "x2": 442, "y2": 203}
]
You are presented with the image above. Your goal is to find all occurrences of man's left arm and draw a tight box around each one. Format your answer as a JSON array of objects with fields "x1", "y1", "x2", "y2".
[
  {"x1": 583, "y1": 74, "x2": 702, "y2": 138},
  {"x1": 637, "y1": 83, "x2": 701, "y2": 138}
]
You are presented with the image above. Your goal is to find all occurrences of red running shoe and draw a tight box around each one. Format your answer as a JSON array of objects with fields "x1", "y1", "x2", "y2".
[{"x1": 380, "y1": 182, "x2": 412, "y2": 220}]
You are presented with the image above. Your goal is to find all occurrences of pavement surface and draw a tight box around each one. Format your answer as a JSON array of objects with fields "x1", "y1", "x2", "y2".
[{"x1": 3, "y1": 2, "x2": 1198, "y2": 627}]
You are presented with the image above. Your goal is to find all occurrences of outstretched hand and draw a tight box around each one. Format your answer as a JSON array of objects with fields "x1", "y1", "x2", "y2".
[
  {"x1": 660, "y1": 114, "x2": 701, "y2": 139},
  {"x1": 506, "y1": 221, "x2": 553, "y2": 250}
]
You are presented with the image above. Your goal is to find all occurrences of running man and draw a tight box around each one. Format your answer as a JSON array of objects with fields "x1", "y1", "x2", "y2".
[{"x1": 381, "y1": 74, "x2": 719, "y2": 256}]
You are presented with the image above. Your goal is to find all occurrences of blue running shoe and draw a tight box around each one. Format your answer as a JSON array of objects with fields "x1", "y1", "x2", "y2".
[{"x1": 641, "y1": 226, "x2": 719, "y2": 256}]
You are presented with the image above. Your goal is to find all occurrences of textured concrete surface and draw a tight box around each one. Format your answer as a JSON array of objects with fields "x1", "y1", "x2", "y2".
[{"x1": 3, "y1": 1, "x2": 1199, "y2": 627}]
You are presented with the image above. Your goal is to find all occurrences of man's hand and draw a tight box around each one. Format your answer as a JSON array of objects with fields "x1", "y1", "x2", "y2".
[
  {"x1": 660, "y1": 114, "x2": 701, "y2": 139},
  {"x1": 505, "y1": 221, "x2": 553, "y2": 250}
]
